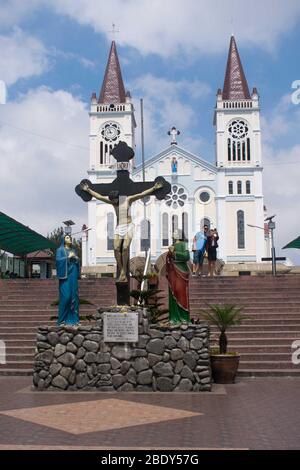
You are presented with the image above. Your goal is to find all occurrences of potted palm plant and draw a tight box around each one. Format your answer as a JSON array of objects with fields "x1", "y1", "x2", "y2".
[{"x1": 199, "y1": 304, "x2": 245, "y2": 384}]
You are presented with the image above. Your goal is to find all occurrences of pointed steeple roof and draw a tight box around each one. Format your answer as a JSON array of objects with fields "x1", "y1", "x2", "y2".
[
  {"x1": 222, "y1": 36, "x2": 251, "y2": 100},
  {"x1": 99, "y1": 41, "x2": 126, "y2": 104}
]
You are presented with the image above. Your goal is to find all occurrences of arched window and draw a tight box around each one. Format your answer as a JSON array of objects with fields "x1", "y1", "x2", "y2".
[
  {"x1": 246, "y1": 180, "x2": 251, "y2": 194},
  {"x1": 162, "y1": 213, "x2": 169, "y2": 247},
  {"x1": 228, "y1": 181, "x2": 233, "y2": 195},
  {"x1": 228, "y1": 120, "x2": 251, "y2": 162},
  {"x1": 227, "y1": 138, "x2": 231, "y2": 161},
  {"x1": 247, "y1": 138, "x2": 251, "y2": 161},
  {"x1": 172, "y1": 215, "x2": 178, "y2": 234},
  {"x1": 201, "y1": 218, "x2": 211, "y2": 230},
  {"x1": 100, "y1": 142, "x2": 104, "y2": 164},
  {"x1": 141, "y1": 219, "x2": 151, "y2": 252},
  {"x1": 237, "y1": 210, "x2": 245, "y2": 249},
  {"x1": 107, "y1": 212, "x2": 114, "y2": 250},
  {"x1": 182, "y1": 212, "x2": 188, "y2": 241},
  {"x1": 237, "y1": 181, "x2": 242, "y2": 194}
]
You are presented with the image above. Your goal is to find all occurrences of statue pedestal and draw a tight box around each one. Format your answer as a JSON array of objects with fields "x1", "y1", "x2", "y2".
[
  {"x1": 116, "y1": 280, "x2": 130, "y2": 305},
  {"x1": 33, "y1": 307, "x2": 211, "y2": 392}
]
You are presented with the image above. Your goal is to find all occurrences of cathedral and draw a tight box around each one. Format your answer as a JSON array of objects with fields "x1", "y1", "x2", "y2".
[{"x1": 82, "y1": 36, "x2": 270, "y2": 275}]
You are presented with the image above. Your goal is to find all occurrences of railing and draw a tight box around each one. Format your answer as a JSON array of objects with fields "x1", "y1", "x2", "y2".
[
  {"x1": 96, "y1": 105, "x2": 126, "y2": 112},
  {"x1": 223, "y1": 100, "x2": 253, "y2": 109}
]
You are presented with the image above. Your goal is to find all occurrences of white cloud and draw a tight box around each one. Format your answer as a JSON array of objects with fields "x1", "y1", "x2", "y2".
[
  {"x1": 49, "y1": 0, "x2": 300, "y2": 57},
  {"x1": 0, "y1": 28, "x2": 50, "y2": 86},
  {"x1": 0, "y1": 0, "x2": 41, "y2": 29},
  {"x1": 263, "y1": 144, "x2": 300, "y2": 264},
  {"x1": 131, "y1": 74, "x2": 212, "y2": 158},
  {"x1": 0, "y1": 87, "x2": 89, "y2": 236},
  {"x1": 262, "y1": 94, "x2": 300, "y2": 264}
]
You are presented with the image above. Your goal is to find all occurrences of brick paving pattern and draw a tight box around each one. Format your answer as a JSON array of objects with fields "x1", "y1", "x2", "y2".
[{"x1": 0, "y1": 377, "x2": 300, "y2": 449}]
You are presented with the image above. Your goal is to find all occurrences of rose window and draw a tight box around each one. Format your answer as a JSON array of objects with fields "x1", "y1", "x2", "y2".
[
  {"x1": 228, "y1": 120, "x2": 249, "y2": 140},
  {"x1": 165, "y1": 185, "x2": 187, "y2": 209}
]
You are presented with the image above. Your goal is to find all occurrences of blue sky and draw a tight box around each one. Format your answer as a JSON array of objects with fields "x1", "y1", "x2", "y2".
[{"x1": 0, "y1": 0, "x2": 300, "y2": 263}]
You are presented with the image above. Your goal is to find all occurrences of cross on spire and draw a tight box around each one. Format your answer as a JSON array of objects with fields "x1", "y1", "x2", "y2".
[
  {"x1": 168, "y1": 126, "x2": 180, "y2": 145},
  {"x1": 108, "y1": 23, "x2": 120, "y2": 40}
]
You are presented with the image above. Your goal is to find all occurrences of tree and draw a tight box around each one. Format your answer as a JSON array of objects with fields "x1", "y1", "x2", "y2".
[{"x1": 47, "y1": 227, "x2": 82, "y2": 264}]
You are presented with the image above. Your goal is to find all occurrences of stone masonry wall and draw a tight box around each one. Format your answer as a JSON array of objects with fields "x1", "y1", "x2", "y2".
[{"x1": 33, "y1": 310, "x2": 211, "y2": 392}]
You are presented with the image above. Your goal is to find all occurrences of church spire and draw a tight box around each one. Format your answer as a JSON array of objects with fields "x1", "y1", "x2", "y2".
[
  {"x1": 99, "y1": 40, "x2": 126, "y2": 104},
  {"x1": 222, "y1": 35, "x2": 251, "y2": 100}
]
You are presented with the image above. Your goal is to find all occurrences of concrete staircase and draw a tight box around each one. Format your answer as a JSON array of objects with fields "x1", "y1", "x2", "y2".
[
  {"x1": 1, "y1": 276, "x2": 300, "y2": 377},
  {"x1": 0, "y1": 279, "x2": 116, "y2": 376},
  {"x1": 189, "y1": 276, "x2": 300, "y2": 377}
]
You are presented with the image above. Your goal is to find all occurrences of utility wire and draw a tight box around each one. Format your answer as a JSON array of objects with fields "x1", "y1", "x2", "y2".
[
  {"x1": 0, "y1": 119, "x2": 300, "y2": 166},
  {"x1": 0, "y1": 120, "x2": 88, "y2": 151}
]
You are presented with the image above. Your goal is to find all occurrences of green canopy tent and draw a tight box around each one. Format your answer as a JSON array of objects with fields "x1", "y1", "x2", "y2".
[
  {"x1": 0, "y1": 211, "x2": 57, "y2": 276},
  {"x1": 282, "y1": 236, "x2": 300, "y2": 250}
]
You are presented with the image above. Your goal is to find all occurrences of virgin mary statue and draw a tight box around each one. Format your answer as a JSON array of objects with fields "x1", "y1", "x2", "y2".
[
  {"x1": 56, "y1": 235, "x2": 80, "y2": 325},
  {"x1": 166, "y1": 229, "x2": 190, "y2": 324}
]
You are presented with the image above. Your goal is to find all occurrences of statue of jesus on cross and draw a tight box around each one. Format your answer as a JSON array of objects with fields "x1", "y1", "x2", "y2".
[
  {"x1": 80, "y1": 180, "x2": 163, "y2": 283},
  {"x1": 76, "y1": 141, "x2": 171, "y2": 303}
]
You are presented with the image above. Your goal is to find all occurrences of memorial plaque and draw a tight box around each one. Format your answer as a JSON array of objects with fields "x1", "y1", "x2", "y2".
[{"x1": 103, "y1": 311, "x2": 139, "y2": 343}]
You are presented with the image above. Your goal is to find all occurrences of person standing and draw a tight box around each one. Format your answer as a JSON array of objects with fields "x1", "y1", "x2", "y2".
[
  {"x1": 192, "y1": 225, "x2": 209, "y2": 277},
  {"x1": 207, "y1": 228, "x2": 219, "y2": 277}
]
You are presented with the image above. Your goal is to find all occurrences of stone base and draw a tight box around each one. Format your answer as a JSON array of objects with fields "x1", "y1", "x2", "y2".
[{"x1": 33, "y1": 310, "x2": 212, "y2": 392}]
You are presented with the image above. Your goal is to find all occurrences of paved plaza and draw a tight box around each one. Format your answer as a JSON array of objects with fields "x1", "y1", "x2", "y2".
[{"x1": 0, "y1": 376, "x2": 299, "y2": 450}]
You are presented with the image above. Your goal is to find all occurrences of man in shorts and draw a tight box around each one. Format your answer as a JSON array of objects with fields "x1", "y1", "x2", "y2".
[{"x1": 192, "y1": 225, "x2": 209, "y2": 277}]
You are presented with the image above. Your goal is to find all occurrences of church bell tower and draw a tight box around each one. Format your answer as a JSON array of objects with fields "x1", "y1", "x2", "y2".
[
  {"x1": 89, "y1": 40, "x2": 136, "y2": 174},
  {"x1": 83, "y1": 41, "x2": 136, "y2": 269},
  {"x1": 214, "y1": 36, "x2": 265, "y2": 264}
]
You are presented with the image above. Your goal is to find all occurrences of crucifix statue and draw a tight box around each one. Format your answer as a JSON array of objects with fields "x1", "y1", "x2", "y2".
[
  {"x1": 168, "y1": 126, "x2": 180, "y2": 145},
  {"x1": 75, "y1": 141, "x2": 171, "y2": 305}
]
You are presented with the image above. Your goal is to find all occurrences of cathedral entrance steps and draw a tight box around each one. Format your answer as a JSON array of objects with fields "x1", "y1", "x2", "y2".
[{"x1": 1, "y1": 276, "x2": 300, "y2": 376}]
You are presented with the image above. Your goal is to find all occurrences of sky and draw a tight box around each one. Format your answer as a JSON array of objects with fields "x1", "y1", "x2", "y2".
[{"x1": 0, "y1": 0, "x2": 300, "y2": 263}]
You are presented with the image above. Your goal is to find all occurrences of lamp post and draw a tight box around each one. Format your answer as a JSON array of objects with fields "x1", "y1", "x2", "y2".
[
  {"x1": 248, "y1": 214, "x2": 278, "y2": 277},
  {"x1": 63, "y1": 220, "x2": 75, "y2": 236},
  {"x1": 266, "y1": 215, "x2": 276, "y2": 277}
]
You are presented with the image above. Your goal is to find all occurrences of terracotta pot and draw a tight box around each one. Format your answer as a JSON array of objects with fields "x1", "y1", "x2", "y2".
[{"x1": 210, "y1": 354, "x2": 240, "y2": 384}]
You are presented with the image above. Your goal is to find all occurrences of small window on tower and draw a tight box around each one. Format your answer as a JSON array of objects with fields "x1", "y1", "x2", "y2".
[
  {"x1": 228, "y1": 181, "x2": 233, "y2": 195},
  {"x1": 237, "y1": 181, "x2": 242, "y2": 194},
  {"x1": 246, "y1": 180, "x2": 251, "y2": 194}
]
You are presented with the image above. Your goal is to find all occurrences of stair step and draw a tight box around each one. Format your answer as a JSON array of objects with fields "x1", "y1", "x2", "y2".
[
  {"x1": 0, "y1": 369, "x2": 33, "y2": 376},
  {"x1": 238, "y1": 369, "x2": 300, "y2": 377},
  {"x1": 0, "y1": 361, "x2": 34, "y2": 369},
  {"x1": 238, "y1": 361, "x2": 300, "y2": 370}
]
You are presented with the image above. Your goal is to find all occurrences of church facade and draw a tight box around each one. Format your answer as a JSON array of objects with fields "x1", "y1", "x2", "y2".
[{"x1": 82, "y1": 37, "x2": 270, "y2": 274}]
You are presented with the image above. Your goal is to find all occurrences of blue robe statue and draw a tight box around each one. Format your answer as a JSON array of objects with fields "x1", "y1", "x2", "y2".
[{"x1": 56, "y1": 235, "x2": 80, "y2": 325}]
